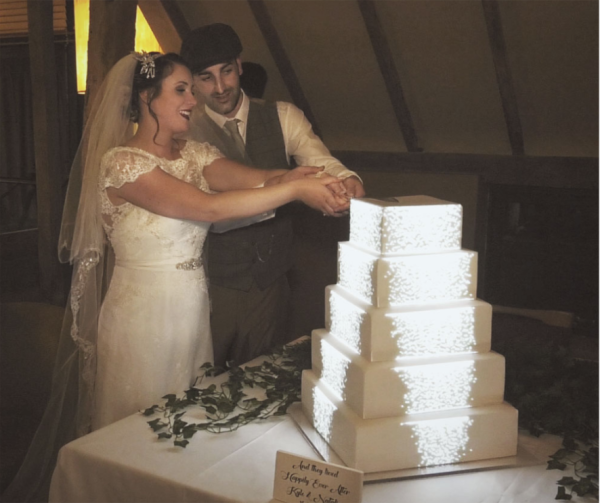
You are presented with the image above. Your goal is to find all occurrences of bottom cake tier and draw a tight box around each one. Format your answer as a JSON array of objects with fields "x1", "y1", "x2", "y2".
[{"x1": 302, "y1": 370, "x2": 519, "y2": 473}]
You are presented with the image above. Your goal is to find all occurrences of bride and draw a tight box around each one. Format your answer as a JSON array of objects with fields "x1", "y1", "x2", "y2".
[
  {"x1": 92, "y1": 52, "x2": 348, "y2": 430},
  {"x1": 2, "y1": 51, "x2": 349, "y2": 502}
]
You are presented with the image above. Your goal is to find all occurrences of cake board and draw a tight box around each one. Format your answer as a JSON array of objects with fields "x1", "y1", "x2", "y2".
[{"x1": 288, "y1": 403, "x2": 541, "y2": 483}]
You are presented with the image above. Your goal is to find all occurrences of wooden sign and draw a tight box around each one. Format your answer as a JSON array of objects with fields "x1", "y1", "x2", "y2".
[{"x1": 273, "y1": 451, "x2": 363, "y2": 503}]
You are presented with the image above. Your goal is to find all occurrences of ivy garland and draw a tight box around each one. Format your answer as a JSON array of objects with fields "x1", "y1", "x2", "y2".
[
  {"x1": 145, "y1": 331, "x2": 598, "y2": 500},
  {"x1": 493, "y1": 332, "x2": 598, "y2": 501},
  {"x1": 143, "y1": 339, "x2": 311, "y2": 447}
]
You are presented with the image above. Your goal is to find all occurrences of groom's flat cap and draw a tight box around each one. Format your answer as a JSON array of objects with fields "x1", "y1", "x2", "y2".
[{"x1": 180, "y1": 23, "x2": 243, "y2": 74}]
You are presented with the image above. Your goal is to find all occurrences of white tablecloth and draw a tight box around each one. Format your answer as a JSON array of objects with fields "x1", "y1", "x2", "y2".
[
  {"x1": 49, "y1": 348, "x2": 593, "y2": 503},
  {"x1": 50, "y1": 406, "x2": 594, "y2": 503}
]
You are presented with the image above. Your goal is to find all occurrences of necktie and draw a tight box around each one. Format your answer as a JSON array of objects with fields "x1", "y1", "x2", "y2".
[{"x1": 223, "y1": 119, "x2": 246, "y2": 157}]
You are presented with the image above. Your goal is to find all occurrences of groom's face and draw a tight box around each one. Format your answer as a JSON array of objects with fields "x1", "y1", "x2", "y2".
[{"x1": 193, "y1": 58, "x2": 243, "y2": 118}]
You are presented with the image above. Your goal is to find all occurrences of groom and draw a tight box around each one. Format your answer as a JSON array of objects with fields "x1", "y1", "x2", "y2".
[{"x1": 181, "y1": 23, "x2": 364, "y2": 369}]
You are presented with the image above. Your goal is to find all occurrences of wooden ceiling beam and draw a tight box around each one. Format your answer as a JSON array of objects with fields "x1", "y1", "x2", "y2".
[
  {"x1": 330, "y1": 151, "x2": 597, "y2": 189},
  {"x1": 86, "y1": 0, "x2": 137, "y2": 116},
  {"x1": 157, "y1": 0, "x2": 190, "y2": 42},
  {"x1": 138, "y1": 0, "x2": 185, "y2": 53},
  {"x1": 357, "y1": 0, "x2": 420, "y2": 152},
  {"x1": 481, "y1": 0, "x2": 525, "y2": 156},
  {"x1": 247, "y1": 0, "x2": 321, "y2": 137}
]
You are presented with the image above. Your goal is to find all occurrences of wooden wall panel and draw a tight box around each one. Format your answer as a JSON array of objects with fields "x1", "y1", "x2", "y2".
[{"x1": 0, "y1": 0, "x2": 67, "y2": 36}]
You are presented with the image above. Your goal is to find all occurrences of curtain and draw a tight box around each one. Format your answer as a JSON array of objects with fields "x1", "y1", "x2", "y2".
[{"x1": 0, "y1": 38, "x2": 81, "y2": 233}]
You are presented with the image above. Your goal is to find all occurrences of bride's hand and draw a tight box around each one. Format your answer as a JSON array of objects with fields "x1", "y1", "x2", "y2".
[
  {"x1": 265, "y1": 166, "x2": 323, "y2": 186},
  {"x1": 292, "y1": 177, "x2": 350, "y2": 216},
  {"x1": 282, "y1": 166, "x2": 323, "y2": 182}
]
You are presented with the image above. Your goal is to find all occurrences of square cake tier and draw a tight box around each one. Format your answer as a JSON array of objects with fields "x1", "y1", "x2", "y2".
[
  {"x1": 338, "y1": 242, "x2": 478, "y2": 308},
  {"x1": 349, "y1": 196, "x2": 462, "y2": 255},
  {"x1": 326, "y1": 285, "x2": 492, "y2": 361},
  {"x1": 311, "y1": 329, "x2": 506, "y2": 419},
  {"x1": 302, "y1": 370, "x2": 519, "y2": 473}
]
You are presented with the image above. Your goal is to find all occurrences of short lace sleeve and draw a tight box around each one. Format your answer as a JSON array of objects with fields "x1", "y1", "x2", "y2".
[
  {"x1": 182, "y1": 140, "x2": 223, "y2": 194},
  {"x1": 100, "y1": 148, "x2": 159, "y2": 189}
]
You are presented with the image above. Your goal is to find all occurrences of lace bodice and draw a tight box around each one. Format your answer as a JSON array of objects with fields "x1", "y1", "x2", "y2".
[{"x1": 97, "y1": 140, "x2": 221, "y2": 268}]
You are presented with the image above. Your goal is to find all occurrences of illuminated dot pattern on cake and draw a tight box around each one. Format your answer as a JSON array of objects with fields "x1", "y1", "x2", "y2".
[
  {"x1": 350, "y1": 200, "x2": 462, "y2": 255},
  {"x1": 349, "y1": 201, "x2": 384, "y2": 253},
  {"x1": 381, "y1": 205, "x2": 462, "y2": 255},
  {"x1": 406, "y1": 416, "x2": 474, "y2": 467},
  {"x1": 320, "y1": 341, "x2": 351, "y2": 401},
  {"x1": 328, "y1": 290, "x2": 364, "y2": 353},
  {"x1": 391, "y1": 307, "x2": 477, "y2": 357},
  {"x1": 398, "y1": 361, "x2": 476, "y2": 414},
  {"x1": 312, "y1": 386, "x2": 336, "y2": 442},
  {"x1": 338, "y1": 245, "x2": 375, "y2": 304},
  {"x1": 385, "y1": 252, "x2": 474, "y2": 306}
]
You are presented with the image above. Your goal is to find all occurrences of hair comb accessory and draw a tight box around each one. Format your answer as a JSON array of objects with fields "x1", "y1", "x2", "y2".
[{"x1": 132, "y1": 51, "x2": 161, "y2": 79}]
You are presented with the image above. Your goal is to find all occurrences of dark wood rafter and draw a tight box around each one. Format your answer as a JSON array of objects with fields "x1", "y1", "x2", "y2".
[
  {"x1": 27, "y1": 0, "x2": 67, "y2": 301},
  {"x1": 330, "y1": 151, "x2": 597, "y2": 189},
  {"x1": 85, "y1": 0, "x2": 137, "y2": 118},
  {"x1": 158, "y1": 0, "x2": 190, "y2": 41},
  {"x1": 138, "y1": 1, "x2": 186, "y2": 53},
  {"x1": 357, "y1": 0, "x2": 420, "y2": 153},
  {"x1": 246, "y1": 0, "x2": 321, "y2": 137},
  {"x1": 481, "y1": 0, "x2": 525, "y2": 155}
]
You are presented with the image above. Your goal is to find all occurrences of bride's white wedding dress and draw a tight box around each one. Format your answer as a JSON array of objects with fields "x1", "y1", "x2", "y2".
[{"x1": 93, "y1": 140, "x2": 221, "y2": 430}]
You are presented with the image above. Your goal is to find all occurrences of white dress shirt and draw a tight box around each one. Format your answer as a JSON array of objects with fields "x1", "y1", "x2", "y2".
[{"x1": 204, "y1": 91, "x2": 360, "y2": 181}]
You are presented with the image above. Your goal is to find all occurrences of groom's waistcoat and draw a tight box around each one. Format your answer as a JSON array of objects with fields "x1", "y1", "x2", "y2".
[{"x1": 190, "y1": 99, "x2": 293, "y2": 291}]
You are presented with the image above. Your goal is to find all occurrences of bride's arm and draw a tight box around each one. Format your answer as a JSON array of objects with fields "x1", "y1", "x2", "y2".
[
  {"x1": 107, "y1": 165, "x2": 349, "y2": 222},
  {"x1": 203, "y1": 157, "x2": 322, "y2": 190}
]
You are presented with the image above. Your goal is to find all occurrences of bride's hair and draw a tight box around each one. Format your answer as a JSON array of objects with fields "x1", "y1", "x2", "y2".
[{"x1": 130, "y1": 52, "x2": 190, "y2": 139}]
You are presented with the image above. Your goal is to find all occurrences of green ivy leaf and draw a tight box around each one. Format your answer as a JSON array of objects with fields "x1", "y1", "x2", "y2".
[
  {"x1": 551, "y1": 449, "x2": 569, "y2": 460},
  {"x1": 555, "y1": 486, "x2": 572, "y2": 500},
  {"x1": 548, "y1": 459, "x2": 567, "y2": 471},
  {"x1": 142, "y1": 405, "x2": 159, "y2": 416},
  {"x1": 557, "y1": 477, "x2": 577, "y2": 486},
  {"x1": 217, "y1": 399, "x2": 235, "y2": 414},
  {"x1": 182, "y1": 425, "x2": 198, "y2": 439},
  {"x1": 147, "y1": 418, "x2": 166, "y2": 432},
  {"x1": 573, "y1": 479, "x2": 593, "y2": 496}
]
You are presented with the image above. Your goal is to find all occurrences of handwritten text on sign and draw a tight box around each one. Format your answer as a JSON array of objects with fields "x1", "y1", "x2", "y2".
[{"x1": 273, "y1": 451, "x2": 363, "y2": 503}]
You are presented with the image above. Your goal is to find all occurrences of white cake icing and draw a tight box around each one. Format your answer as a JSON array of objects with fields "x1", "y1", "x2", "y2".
[
  {"x1": 302, "y1": 371, "x2": 519, "y2": 473},
  {"x1": 311, "y1": 329, "x2": 506, "y2": 419},
  {"x1": 301, "y1": 195, "x2": 518, "y2": 473},
  {"x1": 349, "y1": 196, "x2": 463, "y2": 255},
  {"x1": 338, "y1": 243, "x2": 478, "y2": 308},
  {"x1": 326, "y1": 285, "x2": 492, "y2": 362}
]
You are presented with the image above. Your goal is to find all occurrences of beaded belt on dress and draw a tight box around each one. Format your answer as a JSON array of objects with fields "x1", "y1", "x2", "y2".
[
  {"x1": 175, "y1": 258, "x2": 201, "y2": 270},
  {"x1": 115, "y1": 258, "x2": 202, "y2": 272}
]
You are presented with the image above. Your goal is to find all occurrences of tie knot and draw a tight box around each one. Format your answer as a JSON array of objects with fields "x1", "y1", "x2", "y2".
[{"x1": 224, "y1": 119, "x2": 240, "y2": 134}]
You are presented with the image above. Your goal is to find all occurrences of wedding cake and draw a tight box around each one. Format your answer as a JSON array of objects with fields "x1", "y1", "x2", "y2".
[{"x1": 301, "y1": 195, "x2": 518, "y2": 474}]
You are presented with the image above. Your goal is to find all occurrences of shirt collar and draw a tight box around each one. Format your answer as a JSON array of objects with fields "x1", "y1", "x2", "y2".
[{"x1": 204, "y1": 90, "x2": 249, "y2": 129}]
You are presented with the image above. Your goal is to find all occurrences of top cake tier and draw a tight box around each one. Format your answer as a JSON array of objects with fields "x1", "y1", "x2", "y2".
[{"x1": 350, "y1": 196, "x2": 463, "y2": 255}]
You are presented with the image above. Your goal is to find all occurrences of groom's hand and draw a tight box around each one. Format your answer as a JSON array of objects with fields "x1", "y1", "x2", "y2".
[{"x1": 342, "y1": 176, "x2": 365, "y2": 199}]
